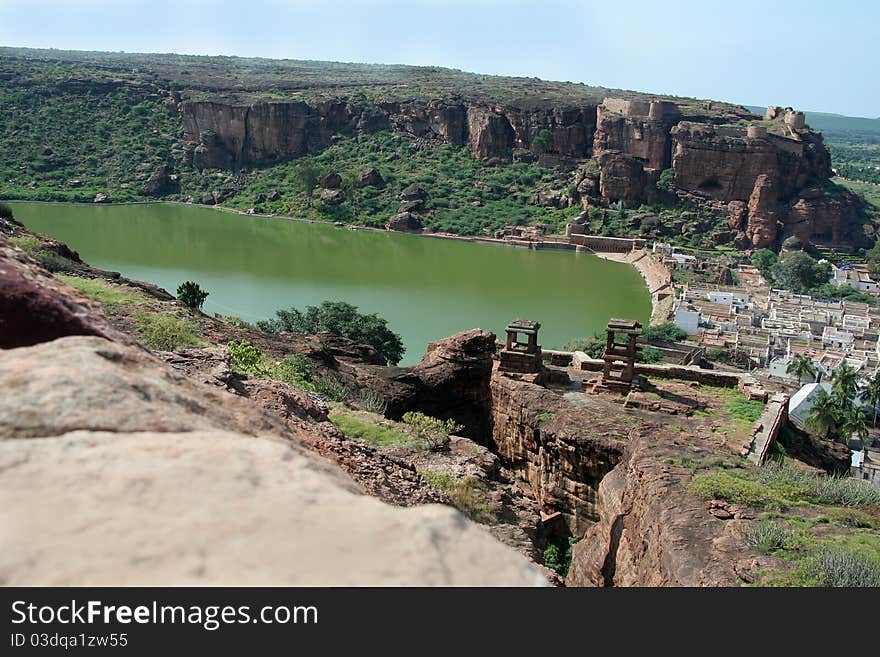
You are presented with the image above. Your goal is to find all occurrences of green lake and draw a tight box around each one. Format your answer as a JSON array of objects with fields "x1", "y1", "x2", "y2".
[{"x1": 12, "y1": 202, "x2": 651, "y2": 365}]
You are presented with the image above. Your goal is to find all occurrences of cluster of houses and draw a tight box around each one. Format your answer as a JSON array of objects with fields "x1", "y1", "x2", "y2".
[{"x1": 661, "y1": 243, "x2": 880, "y2": 486}]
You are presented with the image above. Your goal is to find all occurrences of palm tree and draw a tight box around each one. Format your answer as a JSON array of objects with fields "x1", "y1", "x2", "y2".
[
  {"x1": 841, "y1": 405, "x2": 869, "y2": 449},
  {"x1": 862, "y1": 372, "x2": 880, "y2": 427},
  {"x1": 806, "y1": 388, "x2": 840, "y2": 441},
  {"x1": 831, "y1": 364, "x2": 859, "y2": 405},
  {"x1": 786, "y1": 354, "x2": 816, "y2": 384}
]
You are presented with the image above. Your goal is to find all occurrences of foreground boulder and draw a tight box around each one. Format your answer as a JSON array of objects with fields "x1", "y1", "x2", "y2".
[{"x1": 0, "y1": 336, "x2": 544, "y2": 585}]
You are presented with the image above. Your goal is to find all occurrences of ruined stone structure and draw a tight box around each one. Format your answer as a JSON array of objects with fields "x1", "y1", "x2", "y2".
[
  {"x1": 591, "y1": 319, "x2": 642, "y2": 393},
  {"x1": 499, "y1": 319, "x2": 543, "y2": 374}
]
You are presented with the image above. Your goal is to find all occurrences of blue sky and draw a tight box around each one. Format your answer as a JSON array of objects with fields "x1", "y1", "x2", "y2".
[{"x1": 1, "y1": 0, "x2": 876, "y2": 117}]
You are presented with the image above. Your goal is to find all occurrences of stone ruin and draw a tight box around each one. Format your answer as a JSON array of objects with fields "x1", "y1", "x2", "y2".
[
  {"x1": 589, "y1": 318, "x2": 643, "y2": 394},
  {"x1": 499, "y1": 319, "x2": 543, "y2": 374}
]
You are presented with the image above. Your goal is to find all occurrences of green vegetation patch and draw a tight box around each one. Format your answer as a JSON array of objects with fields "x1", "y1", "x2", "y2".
[
  {"x1": 55, "y1": 274, "x2": 150, "y2": 307},
  {"x1": 329, "y1": 409, "x2": 416, "y2": 448},
  {"x1": 689, "y1": 462, "x2": 880, "y2": 510},
  {"x1": 227, "y1": 339, "x2": 316, "y2": 391},
  {"x1": 418, "y1": 469, "x2": 500, "y2": 524},
  {"x1": 134, "y1": 311, "x2": 201, "y2": 351},
  {"x1": 11, "y1": 235, "x2": 76, "y2": 272}
]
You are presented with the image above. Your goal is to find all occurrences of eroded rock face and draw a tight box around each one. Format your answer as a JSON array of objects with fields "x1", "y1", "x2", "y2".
[
  {"x1": 565, "y1": 435, "x2": 746, "y2": 587},
  {"x1": 746, "y1": 174, "x2": 779, "y2": 248},
  {"x1": 598, "y1": 151, "x2": 650, "y2": 208},
  {"x1": 490, "y1": 374, "x2": 625, "y2": 535},
  {"x1": 0, "y1": 336, "x2": 545, "y2": 586},
  {"x1": 0, "y1": 429, "x2": 544, "y2": 586},
  {"x1": 593, "y1": 99, "x2": 680, "y2": 170},
  {"x1": 671, "y1": 122, "x2": 822, "y2": 202},
  {"x1": 0, "y1": 240, "x2": 124, "y2": 349},
  {"x1": 783, "y1": 188, "x2": 867, "y2": 247}
]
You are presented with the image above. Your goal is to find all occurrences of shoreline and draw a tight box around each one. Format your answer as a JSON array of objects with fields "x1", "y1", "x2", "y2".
[{"x1": 7, "y1": 198, "x2": 662, "y2": 322}]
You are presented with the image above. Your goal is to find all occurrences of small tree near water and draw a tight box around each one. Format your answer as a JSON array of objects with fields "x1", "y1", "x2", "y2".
[{"x1": 177, "y1": 281, "x2": 209, "y2": 310}]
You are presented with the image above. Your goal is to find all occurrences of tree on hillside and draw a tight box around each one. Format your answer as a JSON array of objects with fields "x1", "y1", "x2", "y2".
[
  {"x1": 806, "y1": 388, "x2": 840, "y2": 442},
  {"x1": 831, "y1": 364, "x2": 859, "y2": 405},
  {"x1": 771, "y1": 251, "x2": 830, "y2": 294},
  {"x1": 862, "y1": 372, "x2": 880, "y2": 427},
  {"x1": 786, "y1": 354, "x2": 816, "y2": 384},
  {"x1": 293, "y1": 161, "x2": 321, "y2": 208},
  {"x1": 751, "y1": 248, "x2": 778, "y2": 282},
  {"x1": 532, "y1": 129, "x2": 553, "y2": 154},
  {"x1": 842, "y1": 405, "x2": 870, "y2": 450},
  {"x1": 176, "y1": 281, "x2": 209, "y2": 310},
  {"x1": 257, "y1": 300, "x2": 405, "y2": 365},
  {"x1": 640, "y1": 322, "x2": 688, "y2": 343},
  {"x1": 867, "y1": 241, "x2": 880, "y2": 278}
]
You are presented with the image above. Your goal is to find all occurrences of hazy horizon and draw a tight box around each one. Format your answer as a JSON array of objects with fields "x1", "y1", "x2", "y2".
[{"x1": 1, "y1": 0, "x2": 877, "y2": 118}]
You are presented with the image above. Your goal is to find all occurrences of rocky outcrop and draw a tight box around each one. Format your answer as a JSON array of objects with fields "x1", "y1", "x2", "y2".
[
  {"x1": 593, "y1": 98, "x2": 680, "y2": 170},
  {"x1": 598, "y1": 151, "x2": 653, "y2": 208},
  {"x1": 139, "y1": 163, "x2": 179, "y2": 197},
  {"x1": 490, "y1": 373, "x2": 626, "y2": 535},
  {"x1": 0, "y1": 333, "x2": 544, "y2": 586},
  {"x1": 566, "y1": 435, "x2": 746, "y2": 587},
  {"x1": 0, "y1": 238, "x2": 126, "y2": 348},
  {"x1": 745, "y1": 174, "x2": 779, "y2": 248},
  {"x1": 358, "y1": 168, "x2": 385, "y2": 187},
  {"x1": 783, "y1": 187, "x2": 868, "y2": 246},
  {"x1": 386, "y1": 211, "x2": 422, "y2": 232}
]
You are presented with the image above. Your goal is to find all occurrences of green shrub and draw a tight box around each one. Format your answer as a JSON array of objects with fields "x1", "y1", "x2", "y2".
[
  {"x1": 813, "y1": 475, "x2": 880, "y2": 507},
  {"x1": 354, "y1": 388, "x2": 387, "y2": 415},
  {"x1": 742, "y1": 521, "x2": 809, "y2": 555},
  {"x1": 11, "y1": 235, "x2": 75, "y2": 272},
  {"x1": 258, "y1": 300, "x2": 405, "y2": 365},
  {"x1": 691, "y1": 462, "x2": 880, "y2": 509},
  {"x1": 329, "y1": 412, "x2": 414, "y2": 447},
  {"x1": 176, "y1": 281, "x2": 209, "y2": 310},
  {"x1": 135, "y1": 312, "x2": 200, "y2": 351},
  {"x1": 313, "y1": 376, "x2": 350, "y2": 402},
  {"x1": 418, "y1": 469, "x2": 500, "y2": 524},
  {"x1": 276, "y1": 353, "x2": 314, "y2": 386},
  {"x1": 809, "y1": 548, "x2": 880, "y2": 587},
  {"x1": 563, "y1": 334, "x2": 604, "y2": 358},
  {"x1": 688, "y1": 471, "x2": 774, "y2": 507},
  {"x1": 640, "y1": 322, "x2": 688, "y2": 343},
  {"x1": 402, "y1": 411, "x2": 463, "y2": 451},
  {"x1": 543, "y1": 535, "x2": 579, "y2": 578},
  {"x1": 0, "y1": 202, "x2": 13, "y2": 219}
]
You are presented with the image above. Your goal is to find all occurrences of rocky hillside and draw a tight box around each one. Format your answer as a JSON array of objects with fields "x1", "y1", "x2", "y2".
[{"x1": 0, "y1": 47, "x2": 872, "y2": 248}]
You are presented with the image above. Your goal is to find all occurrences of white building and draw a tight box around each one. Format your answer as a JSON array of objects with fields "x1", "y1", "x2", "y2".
[
  {"x1": 831, "y1": 265, "x2": 879, "y2": 293},
  {"x1": 674, "y1": 304, "x2": 701, "y2": 335},
  {"x1": 822, "y1": 326, "x2": 855, "y2": 350}
]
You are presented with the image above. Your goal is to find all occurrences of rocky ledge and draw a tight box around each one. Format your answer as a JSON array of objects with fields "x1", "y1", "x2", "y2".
[{"x1": 0, "y1": 227, "x2": 545, "y2": 586}]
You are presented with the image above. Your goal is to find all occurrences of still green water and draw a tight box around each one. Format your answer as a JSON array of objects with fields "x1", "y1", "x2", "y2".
[{"x1": 13, "y1": 202, "x2": 651, "y2": 365}]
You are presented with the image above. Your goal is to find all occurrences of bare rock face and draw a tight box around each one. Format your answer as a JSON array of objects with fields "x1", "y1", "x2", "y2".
[
  {"x1": 783, "y1": 188, "x2": 867, "y2": 247},
  {"x1": 320, "y1": 188, "x2": 345, "y2": 205},
  {"x1": 565, "y1": 435, "x2": 746, "y2": 587},
  {"x1": 593, "y1": 99, "x2": 680, "y2": 171},
  {"x1": 598, "y1": 150, "x2": 650, "y2": 208},
  {"x1": 319, "y1": 171, "x2": 342, "y2": 189},
  {"x1": 138, "y1": 163, "x2": 179, "y2": 197},
  {"x1": 386, "y1": 211, "x2": 422, "y2": 232},
  {"x1": 358, "y1": 167, "x2": 385, "y2": 187},
  {"x1": 0, "y1": 336, "x2": 545, "y2": 586},
  {"x1": 0, "y1": 239, "x2": 124, "y2": 349},
  {"x1": 490, "y1": 374, "x2": 625, "y2": 535},
  {"x1": 745, "y1": 174, "x2": 779, "y2": 249},
  {"x1": 467, "y1": 107, "x2": 516, "y2": 161},
  {"x1": 671, "y1": 122, "x2": 822, "y2": 202}
]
